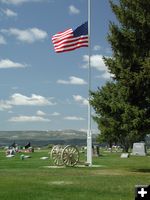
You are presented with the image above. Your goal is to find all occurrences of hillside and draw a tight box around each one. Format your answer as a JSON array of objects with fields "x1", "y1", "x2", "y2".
[{"x1": 0, "y1": 130, "x2": 97, "y2": 146}]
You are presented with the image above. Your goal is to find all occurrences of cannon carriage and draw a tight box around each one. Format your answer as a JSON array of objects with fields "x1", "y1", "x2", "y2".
[{"x1": 51, "y1": 145, "x2": 79, "y2": 167}]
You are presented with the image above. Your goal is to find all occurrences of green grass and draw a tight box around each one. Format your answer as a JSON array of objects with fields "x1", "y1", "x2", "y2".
[{"x1": 0, "y1": 149, "x2": 150, "y2": 200}]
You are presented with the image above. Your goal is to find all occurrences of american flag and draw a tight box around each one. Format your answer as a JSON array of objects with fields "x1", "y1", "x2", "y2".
[{"x1": 52, "y1": 22, "x2": 88, "y2": 53}]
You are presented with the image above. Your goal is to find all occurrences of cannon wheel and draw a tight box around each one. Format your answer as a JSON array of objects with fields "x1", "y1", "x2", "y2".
[
  {"x1": 51, "y1": 145, "x2": 63, "y2": 166},
  {"x1": 61, "y1": 145, "x2": 79, "y2": 167}
]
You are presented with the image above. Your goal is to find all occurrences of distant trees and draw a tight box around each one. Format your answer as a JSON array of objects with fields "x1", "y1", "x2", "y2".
[{"x1": 90, "y1": 0, "x2": 150, "y2": 152}]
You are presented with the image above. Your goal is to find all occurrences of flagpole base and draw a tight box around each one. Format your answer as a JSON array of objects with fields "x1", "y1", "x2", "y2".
[{"x1": 87, "y1": 130, "x2": 92, "y2": 166}]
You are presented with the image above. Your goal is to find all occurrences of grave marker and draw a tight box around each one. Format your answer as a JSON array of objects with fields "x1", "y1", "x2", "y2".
[{"x1": 132, "y1": 143, "x2": 146, "y2": 156}]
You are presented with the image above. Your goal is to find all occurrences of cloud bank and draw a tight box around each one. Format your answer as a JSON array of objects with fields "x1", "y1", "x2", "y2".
[{"x1": 9, "y1": 115, "x2": 50, "y2": 122}]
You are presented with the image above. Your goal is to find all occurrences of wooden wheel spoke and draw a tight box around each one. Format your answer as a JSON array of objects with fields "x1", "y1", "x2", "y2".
[
  {"x1": 61, "y1": 145, "x2": 79, "y2": 167},
  {"x1": 51, "y1": 145, "x2": 63, "y2": 166},
  {"x1": 51, "y1": 145, "x2": 79, "y2": 167}
]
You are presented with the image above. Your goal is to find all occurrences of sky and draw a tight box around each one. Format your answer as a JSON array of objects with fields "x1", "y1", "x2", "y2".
[{"x1": 0, "y1": 0, "x2": 117, "y2": 131}]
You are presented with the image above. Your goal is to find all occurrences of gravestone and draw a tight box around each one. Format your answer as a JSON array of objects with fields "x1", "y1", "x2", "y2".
[
  {"x1": 120, "y1": 153, "x2": 129, "y2": 158},
  {"x1": 132, "y1": 142, "x2": 146, "y2": 156}
]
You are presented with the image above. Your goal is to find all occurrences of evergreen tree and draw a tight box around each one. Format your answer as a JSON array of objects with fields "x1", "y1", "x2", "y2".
[{"x1": 90, "y1": 0, "x2": 150, "y2": 151}]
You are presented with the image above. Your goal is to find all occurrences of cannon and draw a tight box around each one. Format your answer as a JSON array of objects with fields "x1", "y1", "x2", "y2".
[{"x1": 51, "y1": 145, "x2": 79, "y2": 167}]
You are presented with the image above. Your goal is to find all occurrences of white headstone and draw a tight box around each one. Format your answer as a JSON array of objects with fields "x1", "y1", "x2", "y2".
[
  {"x1": 132, "y1": 142, "x2": 146, "y2": 156},
  {"x1": 120, "y1": 153, "x2": 129, "y2": 158}
]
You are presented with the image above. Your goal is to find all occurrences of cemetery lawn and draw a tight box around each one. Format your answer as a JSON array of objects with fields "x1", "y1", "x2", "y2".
[{"x1": 0, "y1": 149, "x2": 150, "y2": 200}]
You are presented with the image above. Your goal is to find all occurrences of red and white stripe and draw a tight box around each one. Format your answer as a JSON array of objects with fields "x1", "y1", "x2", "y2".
[{"x1": 52, "y1": 29, "x2": 88, "y2": 53}]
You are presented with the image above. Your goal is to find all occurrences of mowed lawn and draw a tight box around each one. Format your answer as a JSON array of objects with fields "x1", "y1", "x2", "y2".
[{"x1": 0, "y1": 149, "x2": 150, "y2": 200}]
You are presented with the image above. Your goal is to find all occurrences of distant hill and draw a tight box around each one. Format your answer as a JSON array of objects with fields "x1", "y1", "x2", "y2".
[{"x1": 0, "y1": 130, "x2": 97, "y2": 146}]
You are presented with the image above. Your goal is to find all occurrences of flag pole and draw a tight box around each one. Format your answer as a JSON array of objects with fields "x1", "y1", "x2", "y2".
[{"x1": 87, "y1": 0, "x2": 92, "y2": 166}]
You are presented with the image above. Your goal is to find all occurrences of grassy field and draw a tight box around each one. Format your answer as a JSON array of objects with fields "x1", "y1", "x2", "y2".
[{"x1": 0, "y1": 148, "x2": 150, "y2": 200}]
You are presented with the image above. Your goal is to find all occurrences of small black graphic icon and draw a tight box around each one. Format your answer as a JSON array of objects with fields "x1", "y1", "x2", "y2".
[{"x1": 135, "y1": 185, "x2": 150, "y2": 199}]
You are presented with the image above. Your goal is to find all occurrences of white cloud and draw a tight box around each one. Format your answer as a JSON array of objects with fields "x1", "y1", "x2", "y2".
[
  {"x1": 0, "y1": 0, "x2": 45, "y2": 5},
  {"x1": 0, "y1": 35, "x2": 7, "y2": 45},
  {"x1": 64, "y1": 116, "x2": 85, "y2": 121},
  {"x1": 36, "y1": 110, "x2": 46, "y2": 116},
  {"x1": 101, "y1": 71, "x2": 115, "y2": 79},
  {"x1": 0, "y1": 0, "x2": 26, "y2": 5},
  {"x1": 93, "y1": 45, "x2": 101, "y2": 51},
  {"x1": 73, "y1": 95, "x2": 88, "y2": 106},
  {"x1": 9, "y1": 115, "x2": 50, "y2": 122},
  {"x1": 1, "y1": 0, "x2": 27, "y2": 4},
  {"x1": 0, "y1": 59, "x2": 27, "y2": 69},
  {"x1": 2, "y1": 8, "x2": 17, "y2": 17},
  {"x1": 79, "y1": 128, "x2": 87, "y2": 132},
  {"x1": 82, "y1": 54, "x2": 114, "y2": 79},
  {"x1": 96, "y1": 71, "x2": 115, "y2": 80},
  {"x1": 0, "y1": 93, "x2": 55, "y2": 111},
  {"x1": 82, "y1": 54, "x2": 107, "y2": 71},
  {"x1": 57, "y1": 76, "x2": 87, "y2": 85},
  {"x1": 51, "y1": 112, "x2": 60, "y2": 116},
  {"x1": 69, "y1": 5, "x2": 80, "y2": 15},
  {"x1": 1, "y1": 28, "x2": 47, "y2": 43},
  {"x1": 0, "y1": 100, "x2": 12, "y2": 111},
  {"x1": 9, "y1": 93, "x2": 55, "y2": 106}
]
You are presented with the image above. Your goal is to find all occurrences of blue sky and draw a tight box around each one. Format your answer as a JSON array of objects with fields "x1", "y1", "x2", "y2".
[{"x1": 0, "y1": 0, "x2": 116, "y2": 131}]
